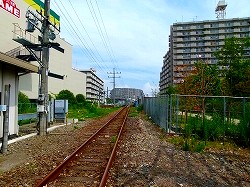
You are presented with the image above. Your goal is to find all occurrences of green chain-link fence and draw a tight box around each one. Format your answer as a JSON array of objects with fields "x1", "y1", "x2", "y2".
[{"x1": 143, "y1": 95, "x2": 250, "y2": 146}]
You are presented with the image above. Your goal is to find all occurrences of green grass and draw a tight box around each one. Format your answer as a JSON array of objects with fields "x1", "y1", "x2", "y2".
[
  {"x1": 18, "y1": 119, "x2": 37, "y2": 126},
  {"x1": 110, "y1": 135, "x2": 117, "y2": 143},
  {"x1": 167, "y1": 135, "x2": 206, "y2": 153},
  {"x1": 128, "y1": 105, "x2": 143, "y2": 117},
  {"x1": 166, "y1": 134, "x2": 241, "y2": 153},
  {"x1": 67, "y1": 106, "x2": 119, "y2": 120}
]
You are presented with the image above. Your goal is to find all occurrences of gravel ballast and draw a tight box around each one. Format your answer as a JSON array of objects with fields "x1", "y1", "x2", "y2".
[{"x1": 0, "y1": 114, "x2": 249, "y2": 187}]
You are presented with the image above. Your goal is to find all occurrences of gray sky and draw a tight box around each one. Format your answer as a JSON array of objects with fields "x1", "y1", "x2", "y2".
[{"x1": 51, "y1": 0, "x2": 250, "y2": 96}]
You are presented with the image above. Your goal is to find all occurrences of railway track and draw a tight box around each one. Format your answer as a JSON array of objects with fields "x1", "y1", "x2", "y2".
[{"x1": 36, "y1": 106, "x2": 129, "y2": 187}]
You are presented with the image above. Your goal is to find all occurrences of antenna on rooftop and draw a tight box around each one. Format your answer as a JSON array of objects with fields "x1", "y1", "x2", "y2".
[{"x1": 215, "y1": 0, "x2": 227, "y2": 19}]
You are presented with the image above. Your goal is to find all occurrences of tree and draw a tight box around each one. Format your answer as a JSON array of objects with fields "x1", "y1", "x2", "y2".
[
  {"x1": 76, "y1": 94, "x2": 86, "y2": 104},
  {"x1": 18, "y1": 92, "x2": 30, "y2": 103},
  {"x1": 56, "y1": 90, "x2": 76, "y2": 105},
  {"x1": 165, "y1": 85, "x2": 177, "y2": 95},
  {"x1": 214, "y1": 37, "x2": 250, "y2": 96},
  {"x1": 177, "y1": 62, "x2": 221, "y2": 124},
  {"x1": 18, "y1": 92, "x2": 31, "y2": 113},
  {"x1": 177, "y1": 62, "x2": 221, "y2": 96}
]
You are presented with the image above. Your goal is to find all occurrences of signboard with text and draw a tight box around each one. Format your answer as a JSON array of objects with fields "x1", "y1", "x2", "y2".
[
  {"x1": 0, "y1": 0, "x2": 20, "y2": 18},
  {"x1": 24, "y1": 0, "x2": 60, "y2": 26}
]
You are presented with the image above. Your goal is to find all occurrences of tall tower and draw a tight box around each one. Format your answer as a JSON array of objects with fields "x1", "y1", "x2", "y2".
[{"x1": 215, "y1": 0, "x2": 227, "y2": 19}]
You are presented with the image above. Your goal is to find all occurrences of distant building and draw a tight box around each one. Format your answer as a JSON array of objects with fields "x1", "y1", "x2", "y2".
[
  {"x1": 159, "y1": 17, "x2": 250, "y2": 95},
  {"x1": 80, "y1": 69, "x2": 104, "y2": 103},
  {"x1": 110, "y1": 88, "x2": 144, "y2": 103}
]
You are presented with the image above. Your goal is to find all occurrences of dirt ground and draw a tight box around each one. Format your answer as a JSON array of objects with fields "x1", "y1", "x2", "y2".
[{"x1": 0, "y1": 114, "x2": 249, "y2": 187}]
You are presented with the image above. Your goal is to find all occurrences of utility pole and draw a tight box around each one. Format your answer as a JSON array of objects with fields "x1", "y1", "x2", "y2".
[
  {"x1": 13, "y1": 0, "x2": 62, "y2": 135},
  {"x1": 108, "y1": 68, "x2": 121, "y2": 105},
  {"x1": 38, "y1": 0, "x2": 50, "y2": 135},
  {"x1": 1, "y1": 85, "x2": 10, "y2": 153}
]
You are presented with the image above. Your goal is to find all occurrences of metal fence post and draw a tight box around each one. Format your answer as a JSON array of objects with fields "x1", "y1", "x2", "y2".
[
  {"x1": 166, "y1": 95, "x2": 169, "y2": 132},
  {"x1": 223, "y1": 96, "x2": 226, "y2": 145},
  {"x1": 176, "y1": 95, "x2": 179, "y2": 133},
  {"x1": 169, "y1": 94, "x2": 173, "y2": 133}
]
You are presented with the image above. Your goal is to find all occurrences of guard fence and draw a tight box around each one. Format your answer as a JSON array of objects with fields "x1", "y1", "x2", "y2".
[{"x1": 143, "y1": 95, "x2": 250, "y2": 146}]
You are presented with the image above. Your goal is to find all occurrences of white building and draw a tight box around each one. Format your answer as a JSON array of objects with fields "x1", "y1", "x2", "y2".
[
  {"x1": 0, "y1": 0, "x2": 87, "y2": 100},
  {"x1": 159, "y1": 17, "x2": 250, "y2": 94},
  {"x1": 0, "y1": 0, "x2": 88, "y2": 138},
  {"x1": 80, "y1": 69, "x2": 104, "y2": 103}
]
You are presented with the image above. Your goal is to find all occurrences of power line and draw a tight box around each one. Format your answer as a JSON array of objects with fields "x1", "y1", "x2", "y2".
[
  {"x1": 66, "y1": 0, "x2": 110, "y2": 70},
  {"x1": 108, "y1": 68, "x2": 121, "y2": 104},
  {"x1": 86, "y1": 0, "x2": 114, "y2": 65},
  {"x1": 93, "y1": 0, "x2": 126, "y2": 86},
  {"x1": 52, "y1": 1, "x2": 126, "y2": 87},
  {"x1": 52, "y1": 0, "x2": 107, "y2": 74}
]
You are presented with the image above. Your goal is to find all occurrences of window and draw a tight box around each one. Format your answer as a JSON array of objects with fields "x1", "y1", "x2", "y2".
[
  {"x1": 183, "y1": 25, "x2": 190, "y2": 30},
  {"x1": 210, "y1": 35, "x2": 219, "y2": 40},
  {"x1": 196, "y1": 24, "x2": 204, "y2": 29},
  {"x1": 183, "y1": 31, "x2": 190, "y2": 35},
  {"x1": 224, "y1": 22, "x2": 231, "y2": 27},
  {"x1": 211, "y1": 29, "x2": 219, "y2": 34},
  {"x1": 196, "y1": 42, "x2": 205, "y2": 46},
  {"x1": 240, "y1": 27, "x2": 249, "y2": 32},
  {"x1": 183, "y1": 48, "x2": 191, "y2": 52},
  {"x1": 183, "y1": 37, "x2": 191, "y2": 41},
  {"x1": 240, "y1": 21, "x2": 247, "y2": 26},
  {"x1": 240, "y1": 33, "x2": 249, "y2": 37},
  {"x1": 210, "y1": 23, "x2": 219, "y2": 28},
  {"x1": 184, "y1": 43, "x2": 190, "y2": 47},
  {"x1": 225, "y1": 34, "x2": 233, "y2": 38}
]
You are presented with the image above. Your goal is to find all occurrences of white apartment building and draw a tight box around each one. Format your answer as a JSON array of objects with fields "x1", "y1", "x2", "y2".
[
  {"x1": 0, "y1": 0, "x2": 87, "y2": 138},
  {"x1": 160, "y1": 17, "x2": 250, "y2": 95},
  {"x1": 80, "y1": 69, "x2": 104, "y2": 103}
]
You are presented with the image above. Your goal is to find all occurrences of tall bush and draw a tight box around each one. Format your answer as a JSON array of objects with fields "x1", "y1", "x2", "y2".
[
  {"x1": 18, "y1": 92, "x2": 34, "y2": 113},
  {"x1": 76, "y1": 94, "x2": 86, "y2": 104},
  {"x1": 56, "y1": 90, "x2": 76, "y2": 105}
]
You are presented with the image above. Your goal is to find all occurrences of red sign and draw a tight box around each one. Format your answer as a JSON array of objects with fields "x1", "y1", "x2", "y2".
[{"x1": 0, "y1": 0, "x2": 20, "y2": 18}]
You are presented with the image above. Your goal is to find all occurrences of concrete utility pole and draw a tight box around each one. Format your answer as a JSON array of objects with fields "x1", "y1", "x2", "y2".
[
  {"x1": 38, "y1": 0, "x2": 51, "y2": 135},
  {"x1": 1, "y1": 85, "x2": 10, "y2": 153},
  {"x1": 108, "y1": 68, "x2": 121, "y2": 105}
]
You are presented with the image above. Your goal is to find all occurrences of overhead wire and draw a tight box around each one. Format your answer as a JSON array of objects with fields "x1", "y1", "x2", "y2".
[
  {"x1": 94, "y1": 0, "x2": 125, "y2": 86},
  {"x1": 66, "y1": 0, "x2": 110, "y2": 70},
  {"x1": 85, "y1": 0, "x2": 114, "y2": 66},
  {"x1": 57, "y1": 0, "x2": 106, "y2": 72},
  {"x1": 52, "y1": 0, "x2": 108, "y2": 75},
  {"x1": 90, "y1": 0, "x2": 125, "y2": 86},
  {"x1": 53, "y1": 0, "x2": 126, "y2": 87}
]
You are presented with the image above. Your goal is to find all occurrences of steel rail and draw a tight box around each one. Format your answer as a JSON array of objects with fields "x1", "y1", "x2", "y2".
[
  {"x1": 36, "y1": 106, "x2": 127, "y2": 187},
  {"x1": 99, "y1": 106, "x2": 129, "y2": 187}
]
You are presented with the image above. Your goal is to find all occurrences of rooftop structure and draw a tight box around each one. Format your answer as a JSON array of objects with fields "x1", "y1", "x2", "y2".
[{"x1": 215, "y1": 0, "x2": 227, "y2": 19}]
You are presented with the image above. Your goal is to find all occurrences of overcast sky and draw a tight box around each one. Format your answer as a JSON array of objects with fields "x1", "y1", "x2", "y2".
[{"x1": 50, "y1": 0, "x2": 249, "y2": 96}]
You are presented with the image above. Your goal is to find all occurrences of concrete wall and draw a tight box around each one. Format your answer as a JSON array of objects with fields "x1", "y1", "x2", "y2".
[{"x1": 0, "y1": 64, "x2": 19, "y2": 138}]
